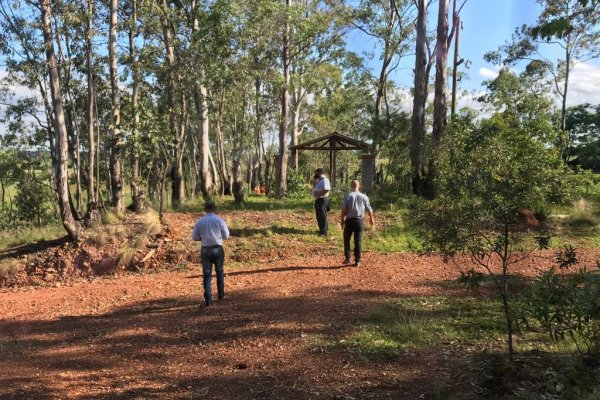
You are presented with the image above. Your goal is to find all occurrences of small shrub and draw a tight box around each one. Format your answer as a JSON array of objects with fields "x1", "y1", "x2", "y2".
[
  {"x1": 141, "y1": 210, "x2": 162, "y2": 236},
  {"x1": 0, "y1": 208, "x2": 22, "y2": 231},
  {"x1": 527, "y1": 248, "x2": 600, "y2": 355},
  {"x1": 14, "y1": 176, "x2": 53, "y2": 226},
  {"x1": 118, "y1": 248, "x2": 137, "y2": 270},
  {"x1": 457, "y1": 268, "x2": 485, "y2": 289},
  {"x1": 0, "y1": 259, "x2": 21, "y2": 285},
  {"x1": 101, "y1": 210, "x2": 123, "y2": 225},
  {"x1": 286, "y1": 170, "x2": 311, "y2": 198}
]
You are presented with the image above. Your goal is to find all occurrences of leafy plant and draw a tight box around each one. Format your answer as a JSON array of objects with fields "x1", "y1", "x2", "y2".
[
  {"x1": 416, "y1": 112, "x2": 564, "y2": 358},
  {"x1": 14, "y1": 175, "x2": 53, "y2": 227},
  {"x1": 528, "y1": 248, "x2": 600, "y2": 355},
  {"x1": 286, "y1": 169, "x2": 311, "y2": 198}
]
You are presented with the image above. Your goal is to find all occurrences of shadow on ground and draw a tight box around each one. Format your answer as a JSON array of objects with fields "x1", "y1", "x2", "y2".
[
  {"x1": 0, "y1": 237, "x2": 68, "y2": 262},
  {"x1": 0, "y1": 285, "x2": 441, "y2": 400}
]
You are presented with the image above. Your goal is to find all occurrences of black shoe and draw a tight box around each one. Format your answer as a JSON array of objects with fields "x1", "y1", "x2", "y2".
[
  {"x1": 355, "y1": 261, "x2": 361, "y2": 267},
  {"x1": 218, "y1": 295, "x2": 224, "y2": 300},
  {"x1": 342, "y1": 258, "x2": 351, "y2": 265}
]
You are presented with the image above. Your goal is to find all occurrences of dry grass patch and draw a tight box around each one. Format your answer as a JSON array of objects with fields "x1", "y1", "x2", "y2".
[
  {"x1": 0, "y1": 259, "x2": 20, "y2": 284},
  {"x1": 568, "y1": 198, "x2": 599, "y2": 227}
]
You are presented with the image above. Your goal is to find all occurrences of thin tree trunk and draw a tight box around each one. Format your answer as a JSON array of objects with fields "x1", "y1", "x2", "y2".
[
  {"x1": 194, "y1": 85, "x2": 213, "y2": 197},
  {"x1": 208, "y1": 149, "x2": 219, "y2": 194},
  {"x1": 215, "y1": 106, "x2": 231, "y2": 195},
  {"x1": 54, "y1": 22, "x2": 84, "y2": 218},
  {"x1": 94, "y1": 88, "x2": 101, "y2": 208},
  {"x1": 129, "y1": 0, "x2": 144, "y2": 212},
  {"x1": 451, "y1": 0, "x2": 460, "y2": 117},
  {"x1": 373, "y1": 2, "x2": 395, "y2": 154},
  {"x1": 254, "y1": 77, "x2": 264, "y2": 187},
  {"x1": 231, "y1": 112, "x2": 244, "y2": 203},
  {"x1": 501, "y1": 223, "x2": 514, "y2": 359},
  {"x1": 160, "y1": 0, "x2": 185, "y2": 208},
  {"x1": 172, "y1": 93, "x2": 187, "y2": 205},
  {"x1": 109, "y1": 0, "x2": 124, "y2": 212},
  {"x1": 410, "y1": 0, "x2": 429, "y2": 197},
  {"x1": 428, "y1": 0, "x2": 450, "y2": 199},
  {"x1": 276, "y1": 0, "x2": 292, "y2": 198},
  {"x1": 289, "y1": 91, "x2": 303, "y2": 171},
  {"x1": 40, "y1": 0, "x2": 81, "y2": 239},
  {"x1": 432, "y1": 0, "x2": 450, "y2": 144},
  {"x1": 561, "y1": 47, "x2": 571, "y2": 161}
]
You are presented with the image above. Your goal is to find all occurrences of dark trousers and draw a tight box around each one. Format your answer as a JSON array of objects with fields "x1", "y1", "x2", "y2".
[
  {"x1": 201, "y1": 246, "x2": 225, "y2": 305},
  {"x1": 314, "y1": 197, "x2": 329, "y2": 235},
  {"x1": 343, "y1": 217, "x2": 364, "y2": 262}
]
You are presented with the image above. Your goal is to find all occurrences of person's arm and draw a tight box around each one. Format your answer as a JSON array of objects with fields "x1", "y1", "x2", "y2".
[
  {"x1": 367, "y1": 210, "x2": 375, "y2": 226},
  {"x1": 317, "y1": 177, "x2": 331, "y2": 198},
  {"x1": 341, "y1": 194, "x2": 348, "y2": 227},
  {"x1": 220, "y1": 219, "x2": 230, "y2": 240},
  {"x1": 192, "y1": 220, "x2": 202, "y2": 241},
  {"x1": 365, "y1": 197, "x2": 375, "y2": 226}
]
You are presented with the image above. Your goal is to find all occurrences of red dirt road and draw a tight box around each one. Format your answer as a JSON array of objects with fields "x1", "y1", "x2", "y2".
[{"x1": 1, "y1": 212, "x2": 599, "y2": 399}]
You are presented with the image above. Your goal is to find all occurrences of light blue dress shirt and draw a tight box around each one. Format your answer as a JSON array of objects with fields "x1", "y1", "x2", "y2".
[
  {"x1": 192, "y1": 213, "x2": 230, "y2": 247},
  {"x1": 342, "y1": 191, "x2": 373, "y2": 219}
]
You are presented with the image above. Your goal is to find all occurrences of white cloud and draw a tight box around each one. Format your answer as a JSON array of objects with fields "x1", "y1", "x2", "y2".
[
  {"x1": 479, "y1": 67, "x2": 499, "y2": 80},
  {"x1": 566, "y1": 61, "x2": 600, "y2": 106},
  {"x1": 0, "y1": 68, "x2": 45, "y2": 137},
  {"x1": 0, "y1": 68, "x2": 38, "y2": 100}
]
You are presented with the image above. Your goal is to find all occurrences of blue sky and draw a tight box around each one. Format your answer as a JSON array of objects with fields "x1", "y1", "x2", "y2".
[{"x1": 347, "y1": 0, "x2": 600, "y2": 106}]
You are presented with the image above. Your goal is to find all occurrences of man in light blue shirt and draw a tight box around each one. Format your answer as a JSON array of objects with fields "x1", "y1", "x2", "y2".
[
  {"x1": 192, "y1": 201, "x2": 230, "y2": 306},
  {"x1": 340, "y1": 180, "x2": 374, "y2": 267},
  {"x1": 312, "y1": 168, "x2": 331, "y2": 235}
]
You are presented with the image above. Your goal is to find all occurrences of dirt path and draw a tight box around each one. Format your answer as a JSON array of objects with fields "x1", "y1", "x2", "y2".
[{"x1": 2, "y1": 212, "x2": 599, "y2": 399}]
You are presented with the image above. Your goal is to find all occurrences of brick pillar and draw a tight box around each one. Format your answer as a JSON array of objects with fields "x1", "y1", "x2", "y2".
[{"x1": 361, "y1": 154, "x2": 376, "y2": 193}]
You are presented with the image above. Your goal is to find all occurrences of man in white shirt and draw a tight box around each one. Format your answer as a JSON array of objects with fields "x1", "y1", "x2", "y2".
[
  {"x1": 312, "y1": 168, "x2": 331, "y2": 236},
  {"x1": 192, "y1": 201, "x2": 230, "y2": 306}
]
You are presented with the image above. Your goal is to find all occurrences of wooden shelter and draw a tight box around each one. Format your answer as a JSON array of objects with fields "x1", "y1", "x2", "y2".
[{"x1": 290, "y1": 132, "x2": 371, "y2": 188}]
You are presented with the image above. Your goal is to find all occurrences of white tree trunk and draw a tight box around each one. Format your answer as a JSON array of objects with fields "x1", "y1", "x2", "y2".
[{"x1": 40, "y1": 0, "x2": 81, "y2": 239}]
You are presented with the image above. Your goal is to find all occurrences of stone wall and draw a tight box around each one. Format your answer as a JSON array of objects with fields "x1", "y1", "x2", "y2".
[{"x1": 361, "y1": 154, "x2": 376, "y2": 193}]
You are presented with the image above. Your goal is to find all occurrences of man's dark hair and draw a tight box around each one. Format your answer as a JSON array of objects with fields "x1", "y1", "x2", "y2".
[
  {"x1": 204, "y1": 201, "x2": 217, "y2": 212},
  {"x1": 315, "y1": 168, "x2": 324, "y2": 175}
]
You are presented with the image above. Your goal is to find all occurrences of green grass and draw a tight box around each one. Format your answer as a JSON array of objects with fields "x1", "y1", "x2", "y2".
[
  {"x1": 0, "y1": 224, "x2": 66, "y2": 251},
  {"x1": 339, "y1": 296, "x2": 510, "y2": 359},
  {"x1": 174, "y1": 193, "x2": 316, "y2": 213},
  {"x1": 332, "y1": 294, "x2": 600, "y2": 399},
  {"x1": 547, "y1": 199, "x2": 600, "y2": 248}
]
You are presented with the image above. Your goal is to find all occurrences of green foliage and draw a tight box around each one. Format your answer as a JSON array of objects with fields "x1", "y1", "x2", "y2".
[
  {"x1": 415, "y1": 112, "x2": 565, "y2": 355},
  {"x1": 14, "y1": 175, "x2": 54, "y2": 225},
  {"x1": 527, "y1": 249, "x2": 600, "y2": 355},
  {"x1": 565, "y1": 103, "x2": 600, "y2": 171},
  {"x1": 285, "y1": 169, "x2": 310, "y2": 198},
  {"x1": 531, "y1": 0, "x2": 600, "y2": 39},
  {"x1": 418, "y1": 113, "x2": 563, "y2": 258},
  {"x1": 572, "y1": 140, "x2": 600, "y2": 172},
  {"x1": 0, "y1": 208, "x2": 21, "y2": 231}
]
